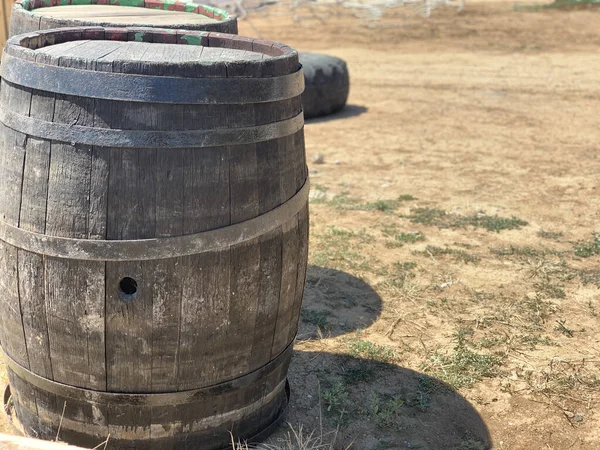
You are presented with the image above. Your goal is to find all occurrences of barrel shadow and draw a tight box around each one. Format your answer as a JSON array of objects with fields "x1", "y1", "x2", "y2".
[
  {"x1": 298, "y1": 265, "x2": 383, "y2": 339},
  {"x1": 282, "y1": 350, "x2": 492, "y2": 450},
  {"x1": 304, "y1": 105, "x2": 368, "y2": 124}
]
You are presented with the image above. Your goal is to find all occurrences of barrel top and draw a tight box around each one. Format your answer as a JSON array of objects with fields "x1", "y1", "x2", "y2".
[
  {"x1": 4, "y1": 27, "x2": 299, "y2": 78},
  {"x1": 35, "y1": 40, "x2": 269, "y2": 63},
  {"x1": 13, "y1": 0, "x2": 234, "y2": 27},
  {"x1": 30, "y1": 5, "x2": 219, "y2": 25}
]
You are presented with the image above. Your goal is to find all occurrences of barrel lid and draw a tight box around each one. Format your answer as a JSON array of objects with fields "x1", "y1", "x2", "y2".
[
  {"x1": 13, "y1": 0, "x2": 237, "y2": 30},
  {"x1": 4, "y1": 27, "x2": 299, "y2": 77},
  {"x1": 1, "y1": 27, "x2": 303, "y2": 103}
]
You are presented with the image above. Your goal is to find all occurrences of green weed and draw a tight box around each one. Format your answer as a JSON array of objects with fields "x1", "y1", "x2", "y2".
[
  {"x1": 415, "y1": 376, "x2": 435, "y2": 412},
  {"x1": 423, "y1": 328, "x2": 502, "y2": 389},
  {"x1": 394, "y1": 232, "x2": 425, "y2": 244},
  {"x1": 348, "y1": 338, "x2": 397, "y2": 363},
  {"x1": 301, "y1": 310, "x2": 331, "y2": 330},
  {"x1": 369, "y1": 393, "x2": 405, "y2": 429},
  {"x1": 408, "y1": 207, "x2": 447, "y2": 226},
  {"x1": 468, "y1": 214, "x2": 528, "y2": 233},
  {"x1": 407, "y1": 208, "x2": 528, "y2": 232},
  {"x1": 574, "y1": 233, "x2": 600, "y2": 258},
  {"x1": 416, "y1": 245, "x2": 479, "y2": 264},
  {"x1": 322, "y1": 381, "x2": 349, "y2": 416},
  {"x1": 398, "y1": 194, "x2": 417, "y2": 201},
  {"x1": 537, "y1": 230, "x2": 564, "y2": 240}
]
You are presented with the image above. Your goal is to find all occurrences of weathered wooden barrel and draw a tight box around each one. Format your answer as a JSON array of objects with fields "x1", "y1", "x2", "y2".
[
  {"x1": 9, "y1": 0, "x2": 237, "y2": 38},
  {"x1": 0, "y1": 27, "x2": 308, "y2": 449}
]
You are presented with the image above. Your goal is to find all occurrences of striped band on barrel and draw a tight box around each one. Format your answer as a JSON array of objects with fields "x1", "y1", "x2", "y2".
[
  {"x1": 0, "y1": 108, "x2": 304, "y2": 148},
  {"x1": 2, "y1": 343, "x2": 292, "y2": 406},
  {"x1": 0, "y1": 53, "x2": 305, "y2": 104},
  {"x1": 15, "y1": 0, "x2": 233, "y2": 22},
  {"x1": 0, "y1": 179, "x2": 309, "y2": 261}
]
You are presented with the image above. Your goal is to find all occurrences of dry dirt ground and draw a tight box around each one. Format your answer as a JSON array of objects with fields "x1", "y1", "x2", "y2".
[{"x1": 2, "y1": 2, "x2": 600, "y2": 449}]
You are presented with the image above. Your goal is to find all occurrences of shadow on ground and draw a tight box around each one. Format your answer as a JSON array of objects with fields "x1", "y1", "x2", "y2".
[
  {"x1": 284, "y1": 350, "x2": 491, "y2": 450},
  {"x1": 305, "y1": 105, "x2": 368, "y2": 124},
  {"x1": 298, "y1": 265, "x2": 383, "y2": 339}
]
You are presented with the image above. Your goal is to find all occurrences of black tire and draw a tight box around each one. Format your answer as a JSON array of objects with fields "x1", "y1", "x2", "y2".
[{"x1": 300, "y1": 53, "x2": 350, "y2": 119}]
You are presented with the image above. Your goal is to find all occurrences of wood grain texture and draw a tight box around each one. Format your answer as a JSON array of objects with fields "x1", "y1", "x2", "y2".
[
  {"x1": 271, "y1": 214, "x2": 301, "y2": 358},
  {"x1": 0, "y1": 31, "x2": 306, "y2": 448},
  {"x1": 45, "y1": 257, "x2": 106, "y2": 390},
  {"x1": 0, "y1": 242, "x2": 29, "y2": 368}
]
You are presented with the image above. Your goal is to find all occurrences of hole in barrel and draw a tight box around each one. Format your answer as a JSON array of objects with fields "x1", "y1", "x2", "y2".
[{"x1": 119, "y1": 277, "x2": 138, "y2": 302}]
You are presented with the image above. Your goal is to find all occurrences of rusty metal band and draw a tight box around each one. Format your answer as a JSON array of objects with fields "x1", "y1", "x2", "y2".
[
  {"x1": 0, "y1": 53, "x2": 304, "y2": 104},
  {"x1": 2, "y1": 343, "x2": 292, "y2": 407},
  {"x1": 0, "y1": 179, "x2": 308, "y2": 261},
  {"x1": 0, "y1": 107, "x2": 304, "y2": 148}
]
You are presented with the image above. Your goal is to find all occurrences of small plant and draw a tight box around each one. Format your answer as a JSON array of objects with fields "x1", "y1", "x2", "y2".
[
  {"x1": 491, "y1": 245, "x2": 548, "y2": 258},
  {"x1": 369, "y1": 393, "x2": 405, "y2": 429},
  {"x1": 394, "y1": 231, "x2": 425, "y2": 244},
  {"x1": 398, "y1": 194, "x2": 417, "y2": 201},
  {"x1": 467, "y1": 214, "x2": 528, "y2": 233},
  {"x1": 327, "y1": 191, "x2": 361, "y2": 210},
  {"x1": 423, "y1": 329, "x2": 502, "y2": 389},
  {"x1": 416, "y1": 376, "x2": 435, "y2": 412},
  {"x1": 574, "y1": 233, "x2": 600, "y2": 258},
  {"x1": 538, "y1": 230, "x2": 563, "y2": 240},
  {"x1": 301, "y1": 310, "x2": 331, "y2": 330},
  {"x1": 322, "y1": 382, "x2": 349, "y2": 416},
  {"x1": 364, "y1": 200, "x2": 399, "y2": 214},
  {"x1": 408, "y1": 207, "x2": 447, "y2": 225},
  {"x1": 397, "y1": 261, "x2": 417, "y2": 271},
  {"x1": 348, "y1": 338, "x2": 397, "y2": 363},
  {"x1": 416, "y1": 245, "x2": 479, "y2": 264},
  {"x1": 407, "y1": 208, "x2": 528, "y2": 232}
]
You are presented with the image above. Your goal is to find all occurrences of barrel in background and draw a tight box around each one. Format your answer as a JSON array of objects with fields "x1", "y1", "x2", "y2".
[
  {"x1": 9, "y1": 0, "x2": 237, "y2": 37},
  {"x1": 0, "y1": 27, "x2": 307, "y2": 449}
]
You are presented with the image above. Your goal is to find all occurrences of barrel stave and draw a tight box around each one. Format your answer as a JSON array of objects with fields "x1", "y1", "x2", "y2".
[
  {"x1": 0, "y1": 243, "x2": 29, "y2": 369},
  {"x1": 45, "y1": 257, "x2": 107, "y2": 391}
]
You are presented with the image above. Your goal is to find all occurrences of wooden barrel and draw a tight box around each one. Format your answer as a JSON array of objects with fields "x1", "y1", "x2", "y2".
[
  {"x1": 9, "y1": 0, "x2": 237, "y2": 38},
  {"x1": 0, "y1": 27, "x2": 308, "y2": 450}
]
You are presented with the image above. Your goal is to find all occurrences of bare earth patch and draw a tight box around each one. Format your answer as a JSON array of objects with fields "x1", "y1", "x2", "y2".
[{"x1": 239, "y1": 2, "x2": 600, "y2": 449}]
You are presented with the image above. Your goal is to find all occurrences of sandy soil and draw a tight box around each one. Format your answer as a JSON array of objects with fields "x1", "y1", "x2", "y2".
[
  {"x1": 1, "y1": 2, "x2": 599, "y2": 449},
  {"x1": 237, "y1": 3, "x2": 600, "y2": 449}
]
